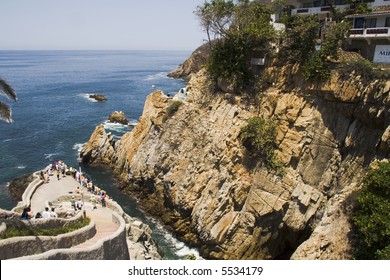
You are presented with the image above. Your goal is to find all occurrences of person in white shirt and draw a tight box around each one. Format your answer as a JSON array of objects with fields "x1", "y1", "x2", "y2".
[
  {"x1": 76, "y1": 199, "x2": 83, "y2": 210},
  {"x1": 50, "y1": 208, "x2": 58, "y2": 218},
  {"x1": 42, "y1": 207, "x2": 51, "y2": 219}
]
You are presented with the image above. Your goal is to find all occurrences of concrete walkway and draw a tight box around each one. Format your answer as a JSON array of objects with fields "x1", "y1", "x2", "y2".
[{"x1": 29, "y1": 174, "x2": 119, "y2": 249}]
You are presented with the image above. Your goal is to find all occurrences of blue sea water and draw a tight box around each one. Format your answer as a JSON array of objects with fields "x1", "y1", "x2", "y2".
[{"x1": 0, "y1": 50, "x2": 199, "y2": 259}]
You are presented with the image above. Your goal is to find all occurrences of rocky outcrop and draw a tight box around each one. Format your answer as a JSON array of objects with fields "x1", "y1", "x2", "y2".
[
  {"x1": 89, "y1": 94, "x2": 107, "y2": 102},
  {"x1": 79, "y1": 124, "x2": 116, "y2": 165},
  {"x1": 81, "y1": 65, "x2": 389, "y2": 259},
  {"x1": 7, "y1": 173, "x2": 34, "y2": 201},
  {"x1": 168, "y1": 43, "x2": 211, "y2": 80},
  {"x1": 126, "y1": 217, "x2": 161, "y2": 260},
  {"x1": 108, "y1": 111, "x2": 129, "y2": 125}
]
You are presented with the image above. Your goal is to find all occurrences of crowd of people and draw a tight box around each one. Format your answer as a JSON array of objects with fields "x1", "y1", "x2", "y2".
[
  {"x1": 21, "y1": 160, "x2": 111, "y2": 220},
  {"x1": 21, "y1": 206, "x2": 57, "y2": 220}
]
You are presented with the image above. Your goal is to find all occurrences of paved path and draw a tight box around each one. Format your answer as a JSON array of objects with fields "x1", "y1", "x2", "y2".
[{"x1": 29, "y1": 173, "x2": 120, "y2": 249}]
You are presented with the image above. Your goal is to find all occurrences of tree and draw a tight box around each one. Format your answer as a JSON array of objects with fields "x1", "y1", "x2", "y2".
[
  {"x1": 195, "y1": 0, "x2": 275, "y2": 89},
  {"x1": 352, "y1": 161, "x2": 390, "y2": 259},
  {"x1": 0, "y1": 77, "x2": 17, "y2": 123},
  {"x1": 279, "y1": 15, "x2": 320, "y2": 63},
  {"x1": 194, "y1": 0, "x2": 235, "y2": 44}
]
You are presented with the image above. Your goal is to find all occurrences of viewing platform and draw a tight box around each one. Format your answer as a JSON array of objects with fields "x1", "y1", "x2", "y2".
[{"x1": 0, "y1": 163, "x2": 160, "y2": 260}]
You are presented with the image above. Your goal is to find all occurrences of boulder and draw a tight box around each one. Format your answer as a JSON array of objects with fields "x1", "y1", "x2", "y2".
[
  {"x1": 108, "y1": 111, "x2": 129, "y2": 125},
  {"x1": 89, "y1": 94, "x2": 107, "y2": 102}
]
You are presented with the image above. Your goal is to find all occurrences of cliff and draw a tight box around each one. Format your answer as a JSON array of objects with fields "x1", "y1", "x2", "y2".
[
  {"x1": 168, "y1": 43, "x2": 211, "y2": 80},
  {"x1": 81, "y1": 61, "x2": 389, "y2": 259}
]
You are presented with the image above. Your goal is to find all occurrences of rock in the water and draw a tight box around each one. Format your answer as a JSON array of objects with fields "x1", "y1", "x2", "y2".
[
  {"x1": 108, "y1": 111, "x2": 129, "y2": 125},
  {"x1": 89, "y1": 94, "x2": 107, "y2": 102},
  {"x1": 8, "y1": 173, "x2": 34, "y2": 201}
]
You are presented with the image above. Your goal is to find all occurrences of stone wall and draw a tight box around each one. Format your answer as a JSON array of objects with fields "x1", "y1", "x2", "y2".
[
  {"x1": 0, "y1": 218, "x2": 96, "y2": 259},
  {"x1": 15, "y1": 212, "x2": 129, "y2": 260},
  {"x1": 0, "y1": 211, "x2": 86, "y2": 231},
  {"x1": 12, "y1": 171, "x2": 43, "y2": 213}
]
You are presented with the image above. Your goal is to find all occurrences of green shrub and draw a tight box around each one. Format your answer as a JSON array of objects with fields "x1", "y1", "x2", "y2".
[
  {"x1": 0, "y1": 218, "x2": 91, "y2": 239},
  {"x1": 207, "y1": 33, "x2": 262, "y2": 91},
  {"x1": 352, "y1": 161, "x2": 390, "y2": 259},
  {"x1": 302, "y1": 51, "x2": 331, "y2": 82},
  {"x1": 164, "y1": 100, "x2": 183, "y2": 121},
  {"x1": 239, "y1": 116, "x2": 277, "y2": 165},
  {"x1": 279, "y1": 15, "x2": 319, "y2": 63}
]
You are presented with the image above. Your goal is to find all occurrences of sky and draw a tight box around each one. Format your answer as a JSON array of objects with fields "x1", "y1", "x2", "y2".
[{"x1": 0, "y1": 0, "x2": 206, "y2": 51}]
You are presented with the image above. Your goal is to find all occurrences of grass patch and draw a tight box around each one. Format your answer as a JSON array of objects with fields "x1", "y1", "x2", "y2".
[
  {"x1": 163, "y1": 100, "x2": 183, "y2": 122},
  {"x1": 0, "y1": 218, "x2": 90, "y2": 239}
]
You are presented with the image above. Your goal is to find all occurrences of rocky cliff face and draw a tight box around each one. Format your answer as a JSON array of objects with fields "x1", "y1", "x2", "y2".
[
  {"x1": 81, "y1": 63, "x2": 389, "y2": 259},
  {"x1": 168, "y1": 43, "x2": 211, "y2": 80}
]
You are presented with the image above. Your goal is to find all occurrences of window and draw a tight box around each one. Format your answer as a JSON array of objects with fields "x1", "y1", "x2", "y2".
[
  {"x1": 386, "y1": 17, "x2": 390, "y2": 27},
  {"x1": 354, "y1": 18, "x2": 364, "y2": 29},
  {"x1": 365, "y1": 18, "x2": 377, "y2": 28},
  {"x1": 313, "y1": 0, "x2": 321, "y2": 7}
]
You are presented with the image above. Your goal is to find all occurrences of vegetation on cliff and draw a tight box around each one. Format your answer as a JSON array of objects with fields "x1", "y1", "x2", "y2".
[
  {"x1": 239, "y1": 116, "x2": 282, "y2": 172},
  {"x1": 352, "y1": 161, "x2": 390, "y2": 260},
  {"x1": 195, "y1": 1, "x2": 389, "y2": 89},
  {"x1": 195, "y1": 0, "x2": 274, "y2": 90},
  {"x1": 0, "y1": 77, "x2": 17, "y2": 123},
  {"x1": 0, "y1": 218, "x2": 91, "y2": 239},
  {"x1": 164, "y1": 100, "x2": 183, "y2": 121}
]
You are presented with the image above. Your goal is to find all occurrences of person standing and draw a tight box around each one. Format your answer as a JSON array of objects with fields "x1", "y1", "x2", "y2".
[
  {"x1": 50, "y1": 208, "x2": 58, "y2": 218},
  {"x1": 101, "y1": 192, "x2": 107, "y2": 207},
  {"x1": 42, "y1": 207, "x2": 51, "y2": 219}
]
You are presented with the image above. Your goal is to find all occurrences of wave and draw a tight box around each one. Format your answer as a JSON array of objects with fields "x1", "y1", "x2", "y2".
[
  {"x1": 44, "y1": 153, "x2": 59, "y2": 160},
  {"x1": 16, "y1": 166, "x2": 26, "y2": 169},
  {"x1": 3, "y1": 139, "x2": 13, "y2": 143},
  {"x1": 78, "y1": 93, "x2": 99, "y2": 102},
  {"x1": 144, "y1": 72, "x2": 168, "y2": 81},
  {"x1": 163, "y1": 232, "x2": 202, "y2": 260},
  {"x1": 73, "y1": 143, "x2": 85, "y2": 153},
  {"x1": 103, "y1": 120, "x2": 136, "y2": 133}
]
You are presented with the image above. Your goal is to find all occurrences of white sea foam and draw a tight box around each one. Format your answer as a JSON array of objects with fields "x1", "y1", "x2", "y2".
[
  {"x1": 104, "y1": 121, "x2": 126, "y2": 130},
  {"x1": 163, "y1": 232, "x2": 203, "y2": 259},
  {"x1": 144, "y1": 72, "x2": 168, "y2": 81},
  {"x1": 44, "y1": 153, "x2": 59, "y2": 160},
  {"x1": 3, "y1": 139, "x2": 13, "y2": 143},
  {"x1": 16, "y1": 166, "x2": 26, "y2": 169},
  {"x1": 73, "y1": 143, "x2": 85, "y2": 153},
  {"x1": 128, "y1": 120, "x2": 139, "y2": 127},
  {"x1": 78, "y1": 93, "x2": 99, "y2": 102}
]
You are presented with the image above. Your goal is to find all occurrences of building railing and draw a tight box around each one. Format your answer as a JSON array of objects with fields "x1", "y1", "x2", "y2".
[
  {"x1": 291, "y1": 4, "x2": 351, "y2": 16},
  {"x1": 349, "y1": 27, "x2": 390, "y2": 37}
]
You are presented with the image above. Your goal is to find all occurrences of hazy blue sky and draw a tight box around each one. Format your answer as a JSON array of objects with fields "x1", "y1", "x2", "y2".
[{"x1": 1, "y1": 0, "x2": 205, "y2": 51}]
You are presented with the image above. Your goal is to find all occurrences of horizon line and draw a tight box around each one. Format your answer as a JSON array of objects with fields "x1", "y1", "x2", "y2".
[{"x1": 0, "y1": 49, "x2": 194, "y2": 52}]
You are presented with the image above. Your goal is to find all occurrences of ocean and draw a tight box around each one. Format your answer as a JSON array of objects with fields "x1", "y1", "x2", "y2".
[{"x1": 0, "y1": 50, "x2": 199, "y2": 259}]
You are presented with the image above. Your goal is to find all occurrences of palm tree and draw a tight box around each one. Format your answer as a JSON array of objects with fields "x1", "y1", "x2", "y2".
[{"x1": 0, "y1": 77, "x2": 17, "y2": 123}]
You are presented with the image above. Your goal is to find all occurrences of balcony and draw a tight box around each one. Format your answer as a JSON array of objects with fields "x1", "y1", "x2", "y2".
[
  {"x1": 349, "y1": 27, "x2": 390, "y2": 39},
  {"x1": 291, "y1": 4, "x2": 351, "y2": 16}
]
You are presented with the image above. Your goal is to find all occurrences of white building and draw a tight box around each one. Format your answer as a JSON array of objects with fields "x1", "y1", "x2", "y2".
[
  {"x1": 291, "y1": 0, "x2": 390, "y2": 63},
  {"x1": 346, "y1": 0, "x2": 390, "y2": 63},
  {"x1": 291, "y1": 0, "x2": 351, "y2": 20}
]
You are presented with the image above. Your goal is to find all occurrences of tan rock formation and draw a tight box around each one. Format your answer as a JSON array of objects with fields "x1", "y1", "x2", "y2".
[
  {"x1": 108, "y1": 111, "x2": 128, "y2": 125},
  {"x1": 81, "y1": 64, "x2": 389, "y2": 260},
  {"x1": 79, "y1": 124, "x2": 116, "y2": 165},
  {"x1": 168, "y1": 43, "x2": 211, "y2": 80}
]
